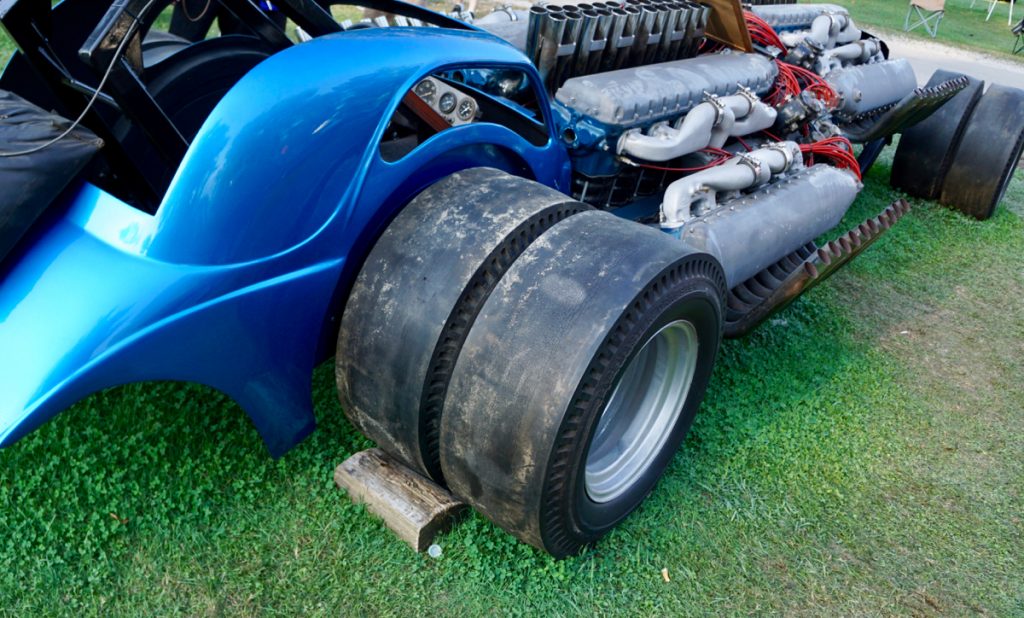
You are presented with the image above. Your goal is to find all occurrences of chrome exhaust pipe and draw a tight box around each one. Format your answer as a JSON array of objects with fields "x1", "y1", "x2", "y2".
[
  {"x1": 552, "y1": 11, "x2": 582, "y2": 89},
  {"x1": 536, "y1": 12, "x2": 569, "y2": 90},
  {"x1": 643, "y1": 4, "x2": 668, "y2": 65},
  {"x1": 531, "y1": 0, "x2": 726, "y2": 78},
  {"x1": 613, "y1": 5, "x2": 641, "y2": 68},
  {"x1": 690, "y1": 3, "x2": 710, "y2": 55},
  {"x1": 627, "y1": 5, "x2": 657, "y2": 67},
  {"x1": 666, "y1": 1, "x2": 693, "y2": 59},
  {"x1": 601, "y1": 7, "x2": 630, "y2": 71},
  {"x1": 676, "y1": 0, "x2": 698, "y2": 58},
  {"x1": 526, "y1": 5, "x2": 547, "y2": 63},
  {"x1": 655, "y1": 2, "x2": 682, "y2": 63},
  {"x1": 571, "y1": 8, "x2": 601, "y2": 79},
  {"x1": 585, "y1": 7, "x2": 614, "y2": 75}
]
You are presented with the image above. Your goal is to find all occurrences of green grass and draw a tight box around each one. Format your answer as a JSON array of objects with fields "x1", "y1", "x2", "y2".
[
  {"x1": 0, "y1": 154, "x2": 1022, "y2": 615},
  {"x1": 823, "y1": 0, "x2": 1024, "y2": 62},
  {"x1": 0, "y1": 30, "x2": 11, "y2": 62},
  {"x1": 1, "y1": 18, "x2": 1024, "y2": 618}
]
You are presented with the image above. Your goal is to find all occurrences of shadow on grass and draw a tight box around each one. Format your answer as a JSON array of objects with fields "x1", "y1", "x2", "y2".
[{"x1": 0, "y1": 157, "x2": 1021, "y2": 615}]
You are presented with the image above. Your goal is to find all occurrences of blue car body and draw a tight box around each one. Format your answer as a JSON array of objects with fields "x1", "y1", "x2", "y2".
[{"x1": 0, "y1": 27, "x2": 570, "y2": 456}]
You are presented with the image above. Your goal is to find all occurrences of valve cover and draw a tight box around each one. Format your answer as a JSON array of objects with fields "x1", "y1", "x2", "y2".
[{"x1": 554, "y1": 52, "x2": 778, "y2": 128}]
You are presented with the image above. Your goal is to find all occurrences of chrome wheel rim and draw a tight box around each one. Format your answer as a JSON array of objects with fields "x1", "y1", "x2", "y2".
[{"x1": 585, "y1": 319, "x2": 699, "y2": 504}]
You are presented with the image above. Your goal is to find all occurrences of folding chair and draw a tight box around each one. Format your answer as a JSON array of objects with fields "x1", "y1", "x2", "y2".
[
  {"x1": 905, "y1": 0, "x2": 945, "y2": 36},
  {"x1": 974, "y1": 0, "x2": 1016, "y2": 25},
  {"x1": 1014, "y1": 16, "x2": 1024, "y2": 53}
]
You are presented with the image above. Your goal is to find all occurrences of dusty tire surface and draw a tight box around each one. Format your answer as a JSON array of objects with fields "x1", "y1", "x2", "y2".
[
  {"x1": 890, "y1": 69, "x2": 984, "y2": 200},
  {"x1": 440, "y1": 210, "x2": 726, "y2": 557},
  {"x1": 940, "y1": 84, "x2": 1024, "y2": 220},
  {"x1": 336, "y1": 168, "x2": 589, "y2": 483}
]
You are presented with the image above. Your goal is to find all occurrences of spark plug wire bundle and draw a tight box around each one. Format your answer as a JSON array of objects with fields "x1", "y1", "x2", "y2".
[
  {"x1": 744, "y1": 12, "x2": 786, "y2": 51},
  {"x1": 744, "y1": 12, "x2": 839, "y2": 109},
  {"x1": 800, "y1": 137, "x2": 861, "y2": 180},
  {"x1": 768, "y1": 61, "x2": 801, "y2": 106},
  {"x1": 785, "y1": 63, "x2": 839, "y2": 108}
]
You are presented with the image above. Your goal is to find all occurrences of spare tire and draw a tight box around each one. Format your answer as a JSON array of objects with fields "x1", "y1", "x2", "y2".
[
  {"x1": 114, "y1": 36, "x2": 272, "y2": 193},
  {"x1": 940, "y1": 83, "x2": 1024, "y2": 220},
  {"x1": 336, "y1": 168, "x2": 590, "y2": 483},
  {"x1": 141, "y1": 30, "x2": 192, "y2": 69},
  {"x1": 890, "y1": 69, "x2": 984, "y2": 200},
  {"x1": 440, "y1": 211, "x2": 726, "y2": 557}
]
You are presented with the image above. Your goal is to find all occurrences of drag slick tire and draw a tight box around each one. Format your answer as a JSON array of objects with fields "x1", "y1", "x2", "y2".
[
  {"x1": 439, "y1": 211, "x2": 726, "y2": 557},
  {"x1": 336, "y1": 168, "x2": 589, "y2": 483},
  {"x1": 890, "y1": 69, "x2": 984, "y2": 200},
  {"x1": 940, "y1": 83, "x2": 1024, "y2": 220}
]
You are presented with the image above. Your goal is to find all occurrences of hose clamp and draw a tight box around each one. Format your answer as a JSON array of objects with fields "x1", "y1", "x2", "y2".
[
  {"x1": 735, "y1": 84, "x2": 761, "y2": 109},
  {"x1": 823, "y1": 12, "x2": 838, "y2": 32},
  {"x1": 735, "y1": 153, "x2": 763, "y2": 178},
  {"x1": 764, "y1": 142, "x2": 795, "y2": 170},
  {"x1": 702, "y1": 91, "x2": 725, "y2": 125}
]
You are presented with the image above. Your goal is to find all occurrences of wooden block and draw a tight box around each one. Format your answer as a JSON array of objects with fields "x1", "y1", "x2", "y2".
[{"x1": 334, "y1": 448, "x2": 466, "y2": 552}]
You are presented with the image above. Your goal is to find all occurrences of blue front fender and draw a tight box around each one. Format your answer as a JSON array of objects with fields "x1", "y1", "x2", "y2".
[
  {"x1": 0, "y1": 184, "x2": 342, "y2": 455},
  {"x1": 0, "y1": 28, "x2": 569, "y2": 455}
]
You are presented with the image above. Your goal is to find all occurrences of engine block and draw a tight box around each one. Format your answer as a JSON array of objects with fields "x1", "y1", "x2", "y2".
[
  {"x1": 553, "y1": 52, "x2": 778, "y2": 195},
  {"x1": 555, "y1": 52, "x2": 777, "y2": 127},
  {"x1": 750, "y1": 3, "x2": 849, "y2": 31}
]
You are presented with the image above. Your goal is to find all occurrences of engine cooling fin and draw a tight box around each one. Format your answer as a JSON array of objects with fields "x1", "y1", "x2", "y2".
[{"x1": 723, "y1": 199, "x2": 911, "y2": 338}]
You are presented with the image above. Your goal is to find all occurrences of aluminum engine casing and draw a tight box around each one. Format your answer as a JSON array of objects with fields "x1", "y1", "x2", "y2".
[
  {"x1": 827, "y1": 58, "x2": 917, "y2": 118},
  {"x1": 681, "y1": 164, "x2": 860, "y2": 287},
  {"x1": 750, "y1": 3, "x2": 848, "y2": 31},
  {"x1": 553, "y1": 52, "x2": 778, "y2": 177},
  {"x1": 555, "y1": 52, "x2": 777, "y2": 127}
]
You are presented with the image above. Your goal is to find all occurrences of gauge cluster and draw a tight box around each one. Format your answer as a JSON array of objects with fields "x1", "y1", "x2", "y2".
[{"x1": 412, "y1": 76, "x2": 479, "y2": 127}]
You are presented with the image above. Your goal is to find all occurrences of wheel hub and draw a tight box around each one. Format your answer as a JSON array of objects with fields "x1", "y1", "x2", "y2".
[{"x1": 585, "y1": 319, "x2": 699, "y2": 504}]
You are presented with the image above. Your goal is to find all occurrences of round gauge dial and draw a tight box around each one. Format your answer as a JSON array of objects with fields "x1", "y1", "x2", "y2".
[
  {"x1": 414, "y1": 79, "x2": 436, "y2": 100},
  {"x1": 457, "y1": 99, "x2": 476, "y2": 121},
  {"x1": 439, "y1": 92, "x2": 458, "y2": 115}
]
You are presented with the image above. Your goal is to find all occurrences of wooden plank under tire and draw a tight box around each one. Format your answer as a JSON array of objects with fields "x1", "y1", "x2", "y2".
[{"x1": 334, "y1": 448, "x2": 466, "y2": 552}]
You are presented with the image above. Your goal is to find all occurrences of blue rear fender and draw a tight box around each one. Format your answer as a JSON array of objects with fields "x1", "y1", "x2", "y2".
[{"x1": 0, "y1": 28, "x2": 570, "y2": 456}]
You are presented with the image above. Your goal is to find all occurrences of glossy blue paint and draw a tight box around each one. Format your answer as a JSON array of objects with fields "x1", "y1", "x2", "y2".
[{"x1": 0, "y1": 27, "x2": 570, "y2": 456}]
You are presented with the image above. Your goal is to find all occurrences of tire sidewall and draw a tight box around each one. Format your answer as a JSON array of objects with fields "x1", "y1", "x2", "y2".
[
  {"x1": 550, "y1": 278, "x2": 723, "y2": 546},
  {"x1": 991, "y1": 132, "x2": 1024, "y2": 217}
]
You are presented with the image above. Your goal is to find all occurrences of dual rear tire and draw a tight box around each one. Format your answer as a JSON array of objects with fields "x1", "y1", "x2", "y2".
[
  {"x1": 939, "y1": 84, "x2": 1024, "y2": 220},
  {"x1": 337, "y1": 169, "x2": 725, "y2": 556},
  {"x1": 892, "y1": 71, "x2": 1024, "y2": 220},
  {"x1": 439, "y1": 211, "x2": 724, "y2": 556},
  {"x1": 891, "y1": 69, "x2": 984, "y2": 201}
]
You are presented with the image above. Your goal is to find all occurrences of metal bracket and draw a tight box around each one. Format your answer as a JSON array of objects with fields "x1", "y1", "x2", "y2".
[
  {"x1": 702, "y1": 91, "x2": 726, "y2": 125},
  {"x1": 735, "y1": 153, "x2": 764, "y2": 178},
  {"x1": 764, "y1": 141, "x2": 795, "y2": 170}
]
